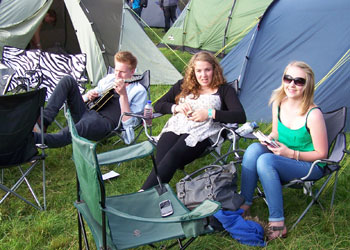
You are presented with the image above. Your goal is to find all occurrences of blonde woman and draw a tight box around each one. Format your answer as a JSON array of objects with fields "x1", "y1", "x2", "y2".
[
  {"x1": 141, "y1": 51, "x2": 246, "y2": 190},
  {"x1": 240, "y1": 61, "x2": 328, "y2": 240}
]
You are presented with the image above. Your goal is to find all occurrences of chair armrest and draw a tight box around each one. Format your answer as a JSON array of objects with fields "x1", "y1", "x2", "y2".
[
  {"x1": 211, "y1": 123, "x2": 237, "y2": 147},
  {"x1": 102, "y1": 199, "x2": 220, "y2": 223},
  {"x1": 97, "y1": 140, "x2": 154, "y2": 166},
  {"x1": 153, "y1": 112, "x2": 163, "y2": 119},
  {"x1": 300, "y1": 133, "x2": 346, "y2": 181},
  {"x1": 120, "y1": 112, "x2": 158, "y2": 144},
  {"x1": 299, "y1": 159, "x2": 339, "y2": 181},
  {"x1": 112, "y1": 111, "x2": 143, "y2": 132},
  {"x1": 36, "y1": 143, "x2": 48, "y2": 150}
]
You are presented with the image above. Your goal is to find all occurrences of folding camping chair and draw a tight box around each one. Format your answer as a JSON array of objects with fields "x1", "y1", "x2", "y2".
[
  {"x1": 66, "y1": 110, "x2": 220, "y2": 250},
  {"x1": 39, "y1": 51, "x2": 87, "y2": 100},
  {"x1": 0, "y1": 88, "x2": 47, "y2": 210},
  {"x1": 257, "y1": 106, "x2": 348, "y2": 230},
  {"x1": 2, "y1": 46, "x2": 87, "y2": 99},
  {"x1": 1, "y1": 46, "x2": 42, "y2": 95},
  {"x1": 2, "y1": 45, "x2": 88, "y2": 130}
]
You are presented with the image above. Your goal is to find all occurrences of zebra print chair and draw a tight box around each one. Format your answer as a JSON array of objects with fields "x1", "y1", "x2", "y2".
[
  {"x1": 1, "y1": 46, "x2": 42, "y2": 94},
  {"x1": 1, "y1": 46, "x2": 87, "y2": 100},
  {"x1": 39, "y1": 51, "x2": 87, "y2": 99}
]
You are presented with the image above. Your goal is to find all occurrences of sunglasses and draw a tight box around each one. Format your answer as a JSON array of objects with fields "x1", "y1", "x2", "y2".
[{"x1": 283, "y1": 75, "x2": 306, "y2": 86}]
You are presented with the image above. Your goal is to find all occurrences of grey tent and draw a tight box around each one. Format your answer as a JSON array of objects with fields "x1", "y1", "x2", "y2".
[
  {"x1": 141, "y1": 0, "x2": 166, "y2": 28},
  {"x1": 141, "y1": 0, "x2": 184, "y2": 28},
  {"x1": 0, "y1": 0, "x2": 182, "y2": 85},
  {"x1": 221, "y1": 0, "x2": 350, "y2": 129}
]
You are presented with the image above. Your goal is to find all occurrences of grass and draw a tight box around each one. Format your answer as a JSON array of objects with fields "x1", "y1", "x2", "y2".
[
  {"x1": 1, "y1": 91, "x2": 349, "y2": 250},
  {"x1": 1, "y1": 28, "x2": 350, "y2": 249}
]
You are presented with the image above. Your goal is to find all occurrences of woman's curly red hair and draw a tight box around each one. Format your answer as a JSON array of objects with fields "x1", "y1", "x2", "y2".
[{"x1": 175, "y1": 51, "x2": 226, "y2": 103}]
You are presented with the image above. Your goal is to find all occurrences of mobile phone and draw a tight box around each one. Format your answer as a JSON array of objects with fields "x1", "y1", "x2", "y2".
[
  {"x1": 265, "y1": 140, "x2": 279, "y2": 148},
  {"x1": 253, "y1": 130, "x2": 279, "y2": 148},
  {"x1": 159, "y1": 199, "x2": 174, "y2": 217}
]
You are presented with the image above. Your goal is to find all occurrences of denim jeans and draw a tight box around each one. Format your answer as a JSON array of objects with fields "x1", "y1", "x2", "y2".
[
  {"x1": 240, "y1": 142, "x2": 324, "y2": 222},
  {"x1": 34, "y1": 76, "x2": 114, "y2": 148}
]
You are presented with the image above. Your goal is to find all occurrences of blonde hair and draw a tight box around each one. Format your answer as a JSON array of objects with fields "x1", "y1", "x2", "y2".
[
  {"x1": 269, "y1": 61, "x2": 315, "y2": 115},
  {"x1": 114, "y1": 51, "x2": 137, "y2": 70},
  {"x1": 175, "y1": 51, "x2": 225, "y2": 103}
]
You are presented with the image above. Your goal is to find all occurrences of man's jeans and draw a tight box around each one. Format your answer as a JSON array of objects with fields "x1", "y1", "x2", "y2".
[
  {"x1": 34, "y1": 76, "x2": 114, "y2": 148},
  {"x1": 240, "y1": 142, "x2": 324, "y2": 221}
]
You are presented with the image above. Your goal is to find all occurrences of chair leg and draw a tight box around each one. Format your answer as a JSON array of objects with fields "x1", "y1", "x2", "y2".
[
  {"x1": 0, "y1": 182, "x2": 42, "y2": 210},
  {"x1": 165, "y1": 237, "x2": 196, "y2": 250},
  {"x1": 54, "y1": 119, "x2": 65, "y2": 130},
  {"x1": 42, "y1": 160, "x2": 46, "y2": 210},
  {"x1": 0, "y1": 163, "x2": 44, "y2": 210},
  {"x1": 291, "y1": 174, "x2": 333, "y2": 230},
  {"x1": 254, "y1": 186, "x2": 268, "y2": 205},
  {"x1": 78, "y1": 211, "x2": 90, "y2": 250},
  {"x1": 19, "y1": 166, "x2": 42, "y2": 208},
  {"x1": 0, "y1": 164, "x2": 35, "y2": 202},
  {"x1": 179, "y1": 237, "x2": 196, "y2": 250},
  {"x1": 330, "y1": 171, "x2": 339, "y2": 208}
]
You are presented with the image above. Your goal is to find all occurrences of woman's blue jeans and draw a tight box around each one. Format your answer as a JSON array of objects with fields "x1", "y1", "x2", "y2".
[{"x1": 240, "y1": 143, "x2": 324, "y2": 222}]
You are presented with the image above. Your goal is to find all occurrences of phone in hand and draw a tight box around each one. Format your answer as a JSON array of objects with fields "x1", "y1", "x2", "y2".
[
  {"x1": 253, "y1": 130, "x2": 279, "y2": 148},
  {"x1": 159, "y1": 199, "x2": 174, "y2": 217}
]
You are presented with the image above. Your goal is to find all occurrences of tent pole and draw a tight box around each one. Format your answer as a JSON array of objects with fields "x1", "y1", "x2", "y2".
[
  {"x1": 237, "y1": 25, "x2": 258, "y2": 88},
  {"x1": 221, "y1": 0, "x2": 237, "y2": 57},
  {"x1": 118, "y1": 0, "x2": 126, "y2": 51}
]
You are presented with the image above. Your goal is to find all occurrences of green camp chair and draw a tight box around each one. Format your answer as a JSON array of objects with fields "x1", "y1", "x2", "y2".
[{"x1": 66, "y1": 110, "x2": 220, "y2": 250}]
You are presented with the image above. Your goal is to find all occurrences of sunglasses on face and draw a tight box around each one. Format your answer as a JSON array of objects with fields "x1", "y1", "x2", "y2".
[{"x1": 283, "y1": 74, "x2": 306, "y2": 86}]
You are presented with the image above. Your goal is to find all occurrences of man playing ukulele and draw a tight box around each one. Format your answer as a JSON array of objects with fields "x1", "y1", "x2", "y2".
[{"x1": 33, "y1": 51, "x2": 147, "y2": 148}]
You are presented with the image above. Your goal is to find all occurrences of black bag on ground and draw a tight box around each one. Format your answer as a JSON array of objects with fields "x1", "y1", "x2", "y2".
[{"x1": 176, "y1": 162, "x2": 244, "y2": 211}]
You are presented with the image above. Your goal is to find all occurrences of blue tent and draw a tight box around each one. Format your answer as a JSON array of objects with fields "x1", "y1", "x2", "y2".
[{"x1": 221, "y1": 0, "x2": 350, "y2": 130}]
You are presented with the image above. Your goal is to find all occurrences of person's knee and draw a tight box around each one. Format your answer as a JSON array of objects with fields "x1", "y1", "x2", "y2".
[
  {"x1": 247, "y1": 142, "x2": 267, "y2": 155},
  {"x1": 256, "y1": 153, "x2": 275, "y2": 176},
  {"x1": 242, "y1": 143, "x2": 266, "y2": 168},
  {"x1": 59, "y1": 75, "x2": 76, "y2": 89}
]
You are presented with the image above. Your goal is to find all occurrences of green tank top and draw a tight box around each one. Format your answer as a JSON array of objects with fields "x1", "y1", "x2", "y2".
[{"x1": 278, "y1": 107, "x2": 320, "y2": 152}]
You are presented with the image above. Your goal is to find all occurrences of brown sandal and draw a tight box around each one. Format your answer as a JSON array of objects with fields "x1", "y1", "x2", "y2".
[{"x1": 267, "y1": 225, "x2": 287, "y2": 241}]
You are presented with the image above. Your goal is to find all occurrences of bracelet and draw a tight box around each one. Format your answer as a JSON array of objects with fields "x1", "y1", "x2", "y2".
[
  {"x1": 208, "y1": 109, "x2": 213, "y2": 118},
  {"x1": 296, "y1": 150, "x2": 300, "y2": 161}
]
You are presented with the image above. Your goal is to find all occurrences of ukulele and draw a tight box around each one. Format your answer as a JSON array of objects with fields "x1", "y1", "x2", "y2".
[{"x1": 86, "y1": 74, "x2": 143, "y2": 112}]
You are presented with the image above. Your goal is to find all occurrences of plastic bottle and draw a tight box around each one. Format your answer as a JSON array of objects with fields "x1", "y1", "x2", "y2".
[
  {"x1": 143, "y1": 100, "x2": 153, "y2": 127},
  {"x1": 236, "y1": 121, "x2": 258, "y2": 136}
]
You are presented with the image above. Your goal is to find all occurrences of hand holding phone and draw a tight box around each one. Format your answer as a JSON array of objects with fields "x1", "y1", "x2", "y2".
[
  {"x1": 253, "y1": 130, "x2": 279, "y2": 148},
  {"x1": 159, "y1": 200, "x2": 174, "y2": 217}
]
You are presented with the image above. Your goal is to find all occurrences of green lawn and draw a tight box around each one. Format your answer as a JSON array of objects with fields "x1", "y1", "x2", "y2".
[
  {"x1": 1, "y1": 27, "x2": 350, "y2": 249},
  {"x1": 0, "y1": 90, "x2": 349, "y2": 249}
]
